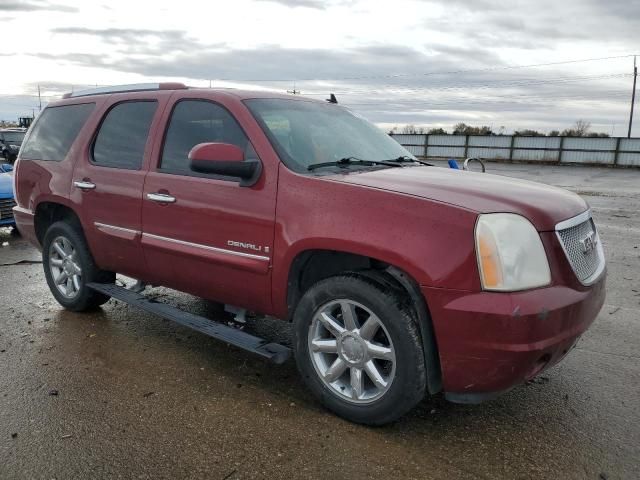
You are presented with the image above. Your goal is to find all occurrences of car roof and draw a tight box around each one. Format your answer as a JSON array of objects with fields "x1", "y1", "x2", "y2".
[{"x1": 51, "y1": 83, "x2": 327, "y2": 107}]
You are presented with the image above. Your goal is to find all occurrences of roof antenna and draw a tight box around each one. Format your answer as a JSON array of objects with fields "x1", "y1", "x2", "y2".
[{"x1": 327, "y1": 93, "x2": 338, "y2": 104}]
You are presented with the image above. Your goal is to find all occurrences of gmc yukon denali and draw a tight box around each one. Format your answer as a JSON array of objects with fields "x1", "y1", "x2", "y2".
[{"x1": 12, "y1": 83, "x2": 606, "y2": 425}]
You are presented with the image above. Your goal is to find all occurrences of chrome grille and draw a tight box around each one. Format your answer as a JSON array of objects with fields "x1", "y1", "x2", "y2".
[
  {"x1": 556, "y1": 213, "x2": 604, "y2": 284},
  {"x1": 0, "y1": 198, "x2": 16, "y2": 221}
]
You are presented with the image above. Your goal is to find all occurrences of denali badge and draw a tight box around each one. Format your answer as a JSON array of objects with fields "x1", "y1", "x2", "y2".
[
  {"x1": 227, "y1": 240, "x2": 264, "y2": 252},
  {"x1": 580, "y1": 231, "x2": 598, "y2": 255}
]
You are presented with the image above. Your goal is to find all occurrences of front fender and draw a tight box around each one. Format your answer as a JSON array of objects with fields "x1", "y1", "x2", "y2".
[{"x1": 270, "y1": 167, "x2": 480, "y2": 318}]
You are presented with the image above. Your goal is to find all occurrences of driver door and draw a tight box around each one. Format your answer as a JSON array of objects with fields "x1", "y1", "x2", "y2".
[{"x1": 141, "y1": 96, "x2": 277, "y2": 313}]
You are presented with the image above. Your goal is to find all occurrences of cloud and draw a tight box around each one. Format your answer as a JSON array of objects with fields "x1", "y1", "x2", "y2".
[
  {"x1": 0, "y1": 0, "x2": 77, "y2": 12},
  {"x1": 254, "y1": 0, "x2": 353, "y2": 8},
  {"x1": 50, "y1": 26, "x2": 216, "y2": 56},
  {"x1": 2, "y1": 0, "x2": 637, "y2": 134},
  {"x1": 109, "y1": 44, "x2": 502, "y2": 82},
  {"x1": 51, "y1": 26, "x2": 187, "y2": 43},
  {"x1": 423, "y1": 0, "x2": 639, "y2": 44},
  {"x1": 23, "y1": 38, "x2": 632, "y2": 133},
  {"x1": 31, "y1": 51, "x2": 107, "y2": 67}
]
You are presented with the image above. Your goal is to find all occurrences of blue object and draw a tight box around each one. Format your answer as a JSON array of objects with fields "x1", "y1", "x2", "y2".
[
  {"x1": 0, "y1": 163, "x2": 13, "y2": 173},
  {"x1": 0, "y1": 169, "x2": 16, "y2": 227},
  {"x1": 448, "y1": 159, "x2": 460, "y2": 169}
]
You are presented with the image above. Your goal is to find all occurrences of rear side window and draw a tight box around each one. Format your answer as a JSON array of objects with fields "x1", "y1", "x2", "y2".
[
  {"x1": 160, "y1": 100, "x2": 249, "y2": 175},
  {"x1": 92, "y1": 101, "x2": 158, "y2": 170},
  {"x1": 20, "y1": 103, "x2": 94, "y2": 161}
]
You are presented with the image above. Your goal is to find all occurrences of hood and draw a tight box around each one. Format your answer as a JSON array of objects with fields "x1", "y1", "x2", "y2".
[
  {"x1": 0, "y1": 172, "x2": 13, "y2": 196},
  {"x1": 327, "y1": 166, "x2": 587, "y2": 231}
]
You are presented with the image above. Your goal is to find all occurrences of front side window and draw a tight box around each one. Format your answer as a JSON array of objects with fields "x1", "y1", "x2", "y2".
[
  {"x1": 92, "y1": 101, "x2": 158, "y2": 170},
  {"x1": 20, "y1": 103, "x2": 95, "y2": 161},
  {"x1": 160, "y1": 100, "x2": 249, "y2": 175},
  {"x1": 245, "y1": 98, "x2": 415, "y2": 173}
]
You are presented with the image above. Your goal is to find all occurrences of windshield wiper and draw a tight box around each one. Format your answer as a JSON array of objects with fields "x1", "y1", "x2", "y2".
[
  {"x1": 307, "y1": 157, "x2": 403, "y2": 171},
  {"x1": 385, "y1": 155, "x2": 433, "y2": 166}
]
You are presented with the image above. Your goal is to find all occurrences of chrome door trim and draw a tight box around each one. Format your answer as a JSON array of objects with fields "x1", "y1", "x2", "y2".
[
  {"x1": 94, "y1": 222, "x2": 141, "y2": 235},
  {"x1": 142, "y1": 232, "x2": 270, "y2": 261}
]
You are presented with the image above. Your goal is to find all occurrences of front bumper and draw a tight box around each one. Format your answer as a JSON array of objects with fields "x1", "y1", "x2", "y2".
[{"x1": 422, "y1": 274, "x2": 606, "y2": 402}]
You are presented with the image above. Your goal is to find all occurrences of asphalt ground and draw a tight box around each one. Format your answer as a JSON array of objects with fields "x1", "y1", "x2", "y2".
[{"x1": 1, "y1": 162, "x2": 639, "y2": 479}]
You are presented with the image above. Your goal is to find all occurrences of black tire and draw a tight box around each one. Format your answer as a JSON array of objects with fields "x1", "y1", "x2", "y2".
[
  {"x1": 293, "y1": 275, "x2": 426, "y2": 425},
  {"x1": 42, "y1": 220, "x2": 115, "y2": 311}
]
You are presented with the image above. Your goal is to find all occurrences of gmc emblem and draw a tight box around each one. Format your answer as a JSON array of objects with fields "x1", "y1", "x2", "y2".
[{"x1": 580, "y1": 231, "x2": 598, "y2": 255}]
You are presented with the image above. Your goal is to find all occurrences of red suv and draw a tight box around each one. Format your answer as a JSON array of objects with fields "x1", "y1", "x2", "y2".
[{"x1": 13, "y1": 83, "x2": 606, "y2": 425}]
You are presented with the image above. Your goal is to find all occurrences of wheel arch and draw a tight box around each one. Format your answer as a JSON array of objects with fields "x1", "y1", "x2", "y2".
[
  {"x1": 284, "y1": 248, "x2": 442, "y2": 394},
  {"x1": 34, "y1": 201, "x2": 83, "y2": 246}
]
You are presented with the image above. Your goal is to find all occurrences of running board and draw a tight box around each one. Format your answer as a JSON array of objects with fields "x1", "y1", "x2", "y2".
[{"x1": 87, "y1": 282, "x2": 291, "y2": 364}]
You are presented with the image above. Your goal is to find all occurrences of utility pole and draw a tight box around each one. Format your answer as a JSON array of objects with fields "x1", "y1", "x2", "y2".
[
  {"x1": 287, "y1": 81, "x2": 299, "y2": 95},
  {"x1": 38, "y1": 84, "x2": 42, "y2": 111},
  {"x1": 628, "y1": 55, "x2": 637, "y2": 138}
]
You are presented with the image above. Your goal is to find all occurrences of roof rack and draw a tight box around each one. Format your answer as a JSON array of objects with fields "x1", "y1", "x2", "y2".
[{"x1": 62, "y1": 82, "x2": 188, "y2": 99}]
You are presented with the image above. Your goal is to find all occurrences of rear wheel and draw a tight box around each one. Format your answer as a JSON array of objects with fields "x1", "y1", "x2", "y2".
[
  {"x1": 42, "y1": 221, "x2": 115, "y2": 311},
  {"x1": 293, "y1": 275, "x2": 426, "y2": 425}
]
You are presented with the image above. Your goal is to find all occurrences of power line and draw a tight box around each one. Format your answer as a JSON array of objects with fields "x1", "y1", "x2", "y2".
[
  {"x1": 5, "y1": 71, "x2": 627, "y2": 100},
  {"x1": 298, "y1": 73, "x2": 633, "y2": 97},
  {"x1": 0, "y1": 56, "x2": 635, "y2": 100},
  {"x1": 343, "y1": 93, "x2": 631, "y2": 109},
  {"x1": 210, "y1": 54, "x2": 639, "y2": 83},
  {"x1": 0, "y1": 93, "x2": 61, "y2": 98}
]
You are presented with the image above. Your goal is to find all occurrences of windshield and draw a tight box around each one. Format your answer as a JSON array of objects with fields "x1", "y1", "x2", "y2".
[
  {"x1": 3, "y1": 132, "x2": 25, "y2": 143},
  {"x1": 244, "y1": 98, "x2": 415, "y2": 173}
]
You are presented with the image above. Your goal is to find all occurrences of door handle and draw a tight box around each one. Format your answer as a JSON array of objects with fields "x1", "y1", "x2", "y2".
[
  {"x1": 146, "y1": 192, "x2": 176, "y2": 203},
  {"x1": 74, "y1": 180, "x2": 96, "y2": 190}
]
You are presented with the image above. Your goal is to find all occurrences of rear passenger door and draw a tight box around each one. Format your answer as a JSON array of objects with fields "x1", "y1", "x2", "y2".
[
  {"x1": 71, "y1": 94, "x2": 168, "y2": 279},
  {"x1": 140, "y1": 96, "x2": 277, "y2": 313}
]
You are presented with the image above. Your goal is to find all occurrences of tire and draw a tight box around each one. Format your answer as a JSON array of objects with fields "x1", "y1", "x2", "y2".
[
  {"x1": 293, "y1": 275, "x2": 426, "y2": 425},
  {"x1": 42, "y1": 220, "x2": 115, "y2": 311}
]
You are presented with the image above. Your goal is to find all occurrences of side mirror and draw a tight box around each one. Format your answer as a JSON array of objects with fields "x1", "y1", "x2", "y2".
[{"x1": 189, "y1": 142, "x2": 262, "y2": 186}]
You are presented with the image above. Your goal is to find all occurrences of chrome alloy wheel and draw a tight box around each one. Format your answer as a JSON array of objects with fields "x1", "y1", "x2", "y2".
[
  {"x1": 308, "y1": 299, "x2": 396, "y2": 404},
  {"x1": 48, "y1": 235, "x2": 82, "y2": 299}
]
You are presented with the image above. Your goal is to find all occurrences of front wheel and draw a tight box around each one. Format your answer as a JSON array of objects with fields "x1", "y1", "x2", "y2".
[
  {"x1": 42, "y1": 220, "x2": 115, "y2": 311},
  {"x1": 293, "y1": 275, "x2": 426, "y2": 425}
]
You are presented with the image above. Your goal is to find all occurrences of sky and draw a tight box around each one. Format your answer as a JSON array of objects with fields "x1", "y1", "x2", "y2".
[{"x1": 0, "y1": 0, "x2": 639, "y2": 135}]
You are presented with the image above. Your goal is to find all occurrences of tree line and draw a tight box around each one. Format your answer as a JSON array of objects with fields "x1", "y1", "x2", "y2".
[{"x1": 389, "y1": 120, "x2": 610, "y2": 137}]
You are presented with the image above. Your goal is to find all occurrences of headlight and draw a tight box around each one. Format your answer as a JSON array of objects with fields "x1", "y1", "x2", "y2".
[{"x1": 475, "y1": 213, "x2": 551, "y2": 291}]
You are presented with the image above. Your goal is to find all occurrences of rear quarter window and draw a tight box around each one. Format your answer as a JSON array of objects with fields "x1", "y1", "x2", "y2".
[{"x1": 20, "y1": 103, "x2": 95, "y2": 161}]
